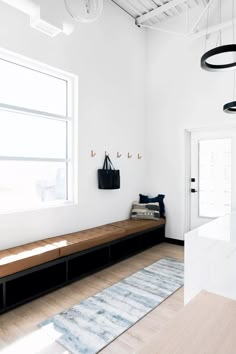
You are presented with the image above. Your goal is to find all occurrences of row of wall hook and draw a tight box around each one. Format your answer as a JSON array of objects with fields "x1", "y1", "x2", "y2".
[{"x1": 91, "y1": 150, "x2": 142, "y2": 159}]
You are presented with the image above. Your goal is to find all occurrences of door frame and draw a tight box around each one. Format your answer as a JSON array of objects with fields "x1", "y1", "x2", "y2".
[{"x1": 184, "y1": 123, "x2": 236, "y2": 235}]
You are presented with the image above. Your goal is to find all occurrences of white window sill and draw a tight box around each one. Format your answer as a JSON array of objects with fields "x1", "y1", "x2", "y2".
[{"x1": 0, "y1": 200, "x2": 77, "y2": 216}]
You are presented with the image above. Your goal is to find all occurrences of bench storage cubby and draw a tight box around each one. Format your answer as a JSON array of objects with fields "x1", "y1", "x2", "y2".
[{"x1": 0, "y1": 218, "x2": 165, "y2": 314}]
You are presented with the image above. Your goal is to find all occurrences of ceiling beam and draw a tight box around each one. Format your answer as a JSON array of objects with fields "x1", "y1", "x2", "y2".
[
  {"x1": 140, "y1": 23, "x2": 187, "y2": 36},
  {"x1": 136, "y1": 0, "x2": 186, "y2": 26},
  {"x1": 192, "y1": 18, "x2": 236, "y2": 38},
  {"x1": 110, "y1": 0, "x2": 136, "y2": 19},
  {"x1": 191, "y1": 0, "x2": 216, "y2": 33}
]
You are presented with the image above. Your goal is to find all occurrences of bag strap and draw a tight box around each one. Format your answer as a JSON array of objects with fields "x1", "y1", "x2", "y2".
[
  {"x1": 102, "y1": 155, "x2": 115, "y2": 170},
  {"x1": 103, "y1": 155, "x2": 109, "y2": 170},
  {"x1": 106, "y1": 156, "x2": 115, "y2": 170}
]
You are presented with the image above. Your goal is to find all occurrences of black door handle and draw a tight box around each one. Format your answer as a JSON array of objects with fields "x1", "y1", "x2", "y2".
[{"x1": 191, "y1": 188, "x2": 198, "y2": 193}]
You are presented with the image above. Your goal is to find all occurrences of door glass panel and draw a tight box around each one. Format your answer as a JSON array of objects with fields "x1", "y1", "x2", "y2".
[{"x1": 199, "y1": 139, "x2": 231, "y2": 218}]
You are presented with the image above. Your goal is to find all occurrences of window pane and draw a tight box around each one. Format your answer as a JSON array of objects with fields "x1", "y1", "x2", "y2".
[
  {"x1": 0, "y1": 161, "x2": 67, "y2": 212},
  {"x1": 0, "y1": 110, "x2": 67, "y2": 159},
  {"x1": 0, "y1": 59, "x2": 67, "y2": 116},
  {"x1": 199, "y1": 139, "x2": 231, "y2": 218}
]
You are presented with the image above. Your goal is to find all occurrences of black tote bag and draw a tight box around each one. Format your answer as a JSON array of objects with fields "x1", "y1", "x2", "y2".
[{"x1": 98, "y1": 155, "x2": 120, "y2": 190}]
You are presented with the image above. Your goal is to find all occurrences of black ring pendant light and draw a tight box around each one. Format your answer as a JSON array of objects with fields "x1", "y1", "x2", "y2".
[
  {"x1": 223, "y1": 101, "x2": 236, "y2": 113},
  {"x1": 200, "y1": 0, "x2": 236, "y2": 72},
  {"x1": 200, "y1": 0, "x2": 236, "y2": 114},
  {"x1": 201, "y1": 44, "x2": 236, "y2": 72}
]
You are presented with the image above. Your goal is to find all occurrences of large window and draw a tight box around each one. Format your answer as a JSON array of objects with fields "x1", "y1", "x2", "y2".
[{"x1": 0, "y1": 50, "x2": 77, "y2": 213}]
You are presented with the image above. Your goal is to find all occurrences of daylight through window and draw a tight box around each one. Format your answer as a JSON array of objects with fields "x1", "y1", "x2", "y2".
[{"x1": 0, "y1": 52, "x2": 77, "y2": 213}]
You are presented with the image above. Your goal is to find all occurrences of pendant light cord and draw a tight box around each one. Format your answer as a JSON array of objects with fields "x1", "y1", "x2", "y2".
[
  {"x1": 233, "y1": 0, "x2": 236, "y2": 101},
  {"x1": 233, "y1": 71, "x2": 236, "y2": 101},
  {"x1": 219, "y1": 0, "x2": 222, "y2": 46},
  {"x1": 233, "y1": 0, "x2": 235, "y2": 44},
  {"x1": 204, "y1": 3, "x2": 210, "y2": 53},
  {"x1": 216, "y1": 0, "x2": 222, "y2": 47}
]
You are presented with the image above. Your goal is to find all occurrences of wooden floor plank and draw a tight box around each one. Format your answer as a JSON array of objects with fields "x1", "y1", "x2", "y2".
[{"x1": 137, "y1": 291, "x2": 236, "y2": 354}]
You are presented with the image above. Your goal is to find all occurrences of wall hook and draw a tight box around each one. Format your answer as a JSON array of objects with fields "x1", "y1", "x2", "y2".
[
  {"x1": 91, "y1": 150, "x2": 96, "y2": 157},
  {"x1": 128, "y1": 152, "x2": 132, "y2": 159},
  {"x1": 117, "y1": 152, "x2": 122, "y2": 158},
  {"x1": 138, "y1": 153, "x2": 142, "y2": 159}
]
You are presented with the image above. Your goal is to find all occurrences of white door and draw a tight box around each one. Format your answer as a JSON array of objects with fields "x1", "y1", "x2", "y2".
[{"x1": 190, "y1": 129, "x2": 236, "y2": 230}]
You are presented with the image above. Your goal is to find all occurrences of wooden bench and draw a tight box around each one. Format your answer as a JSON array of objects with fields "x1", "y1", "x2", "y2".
[{"x1": 0, "y1": 218, "x2": 165, "y2": 313}]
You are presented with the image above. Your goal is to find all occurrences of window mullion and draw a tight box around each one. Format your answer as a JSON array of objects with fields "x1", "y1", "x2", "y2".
[
  {"x1": 0, "y1": 156, "x2": 70, "y2": 163},
  {"x1": 0, "y1": 103, "x2": 71, "y2": 122}
]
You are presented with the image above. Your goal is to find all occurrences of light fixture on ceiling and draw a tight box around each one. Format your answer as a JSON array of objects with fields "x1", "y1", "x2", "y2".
[
  {"x1": 201, "y1": 0, "x2": 236, "y2": 72},
  {"x1": 64, "y1": 0, "x2": 103, "y2": 23}
]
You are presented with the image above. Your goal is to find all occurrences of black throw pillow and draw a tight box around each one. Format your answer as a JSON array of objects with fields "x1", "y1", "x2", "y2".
[{"x1": 139, "y1": 194, "x2": 165, "y2": 217}]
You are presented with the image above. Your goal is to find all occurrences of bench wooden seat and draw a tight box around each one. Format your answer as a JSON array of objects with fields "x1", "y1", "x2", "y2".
[
  {"x1": 59, "y1": 219, "x2": 165, "y2": 257},
  {"x1": 111, "y1": 219, "x2": 165, "y2": 234},
  {"x1": 0, "y1": 218, "x2": 166, "y2": 278},
  {"x1": 0, "y1": 241, "x2": 61, "y2": 278},
  {"x1": 59, "y1": 224, "x2": 126, "y2": 257}
]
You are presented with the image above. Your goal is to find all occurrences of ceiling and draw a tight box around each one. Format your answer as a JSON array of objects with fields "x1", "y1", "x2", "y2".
[
  {"x1": 111, "y1": 0, "x2": 209, "y2": 26},
  {"x1": 111, "y1": 0, "x2": 234, "y2": 38},
  {"x1": 0, "y1": 0, "x2": 233, "y2": 39}
]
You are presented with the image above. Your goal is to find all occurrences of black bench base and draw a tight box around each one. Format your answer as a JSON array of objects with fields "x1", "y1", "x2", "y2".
[{"x1": 0, "y1": 225, "x2": 166, "y2": 314}]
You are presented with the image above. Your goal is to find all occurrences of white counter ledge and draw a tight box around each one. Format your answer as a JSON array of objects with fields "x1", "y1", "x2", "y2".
[{"x1": 184, "y1": 212, "x2": 236, "y2": 304}]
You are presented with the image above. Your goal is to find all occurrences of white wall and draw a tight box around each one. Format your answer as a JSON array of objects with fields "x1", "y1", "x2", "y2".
[
  {"x1": 147, "y1": 29, "x2": 236, "y2": 241},
  {"x1": 0, "y1": 0, "x2": 148, "y2": 249},
  {"x1": 2, "y1": 1, "x2": 232, "y2": 247}
]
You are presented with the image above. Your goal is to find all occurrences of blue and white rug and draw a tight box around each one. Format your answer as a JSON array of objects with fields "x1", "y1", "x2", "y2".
[{"x1": 39, "y1": 258, "x2": 184, "y2": 354}]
